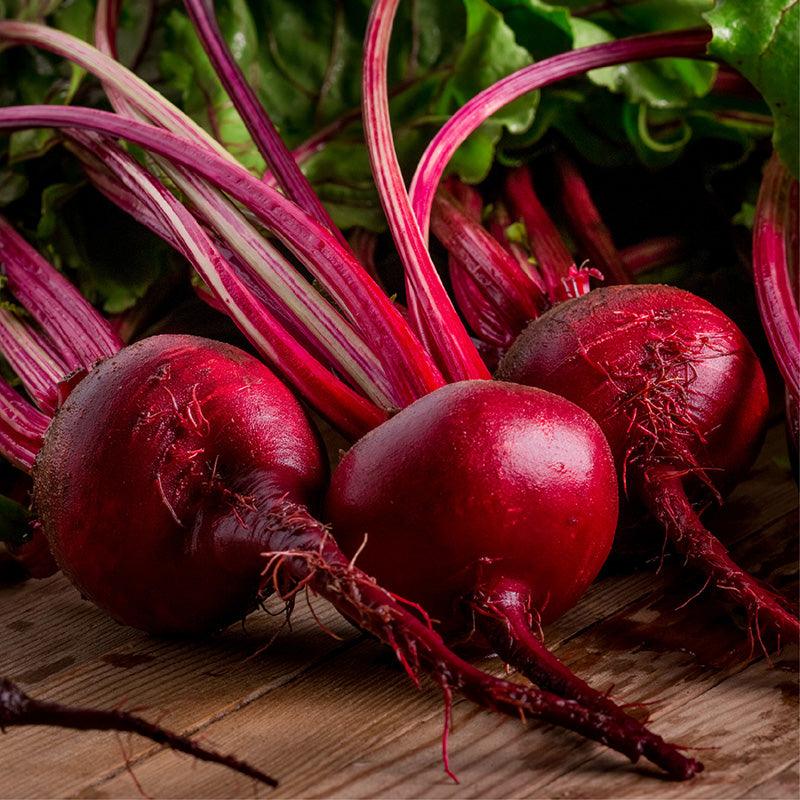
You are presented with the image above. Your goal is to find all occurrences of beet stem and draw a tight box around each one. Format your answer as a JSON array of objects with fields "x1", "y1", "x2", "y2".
[
  {"x1": 640, "y1": 469, "x2": 800, "y2": 647},
  {"x1": 473, "y1": 576, "x2": 702, "y2": 780},
  {"x1": 262, "y1": 502, "x2": 698, "y2": 775},
  {"x1": 0, "y1": 678, "x2": 277, "y2": 787},
  {"x1": 554, "y1": 153, "x2": 631, "y2": 285}
]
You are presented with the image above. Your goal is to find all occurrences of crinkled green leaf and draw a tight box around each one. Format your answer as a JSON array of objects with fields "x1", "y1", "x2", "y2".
[
  {"x1": 158, "y1": 0, "x2": 536, "y2": 230},
  {"x1": 570, "y1": 17, "x2": 716, "y2": 108},
  {"x1": 704, "y1": 0, "x2": 799, "y2": 176},
  {"x1": 486, "y1": 0, "x2": 573, "y2": 58}
]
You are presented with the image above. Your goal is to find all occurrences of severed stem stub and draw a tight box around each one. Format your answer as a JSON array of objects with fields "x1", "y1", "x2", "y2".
[{"x1": 0, "y1": 677, "x2": 277, "y2": 787}]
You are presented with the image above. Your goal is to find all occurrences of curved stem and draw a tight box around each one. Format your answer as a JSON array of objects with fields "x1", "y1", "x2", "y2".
[
  {"x1": 257, "y1": 502, "x2": 699, "y2": 779},
  {"x1": 93, "y1": 3, "x2": 398, "y2": 408},
  {"x1": 0, "y1": 678, "x2": 276, "y2": 786},
  {"x1": 0, "y1": 216, "x2": 121, "y2": 372},
  {"x1": 0, "y1": 104, "x2": 444, "y2": 408},
  {"x1": 82, "y1": 134, "x2": 386, "y2": 438},
  {"x1": 182, "y1": 0, "x2": 348, "y2": 246},
  {"x1": 362, "y1": 0, "x2": 489, "y2": 383},
  {"x1": 620, "y1": 236, "x2": 689, "y2": 277},
  {"x1": 639, "y1": 467, "x2": 800, "y2": 647},
  {"x1": 409, "y1": 29, "x2": 712, "y2": 240},
  {"x1": 432, "y1": 188, "x2": 541, "y2": 336},
  {"x1": 753, "y1": 153, "x2": 800, "y2": 399},
  {"x1": 0, "y1": 379, "x2": 49, "y2": 472},
  {"x1": 0, "y1": 310, "x2": 66, "y2": 415},
  {"x1": 0, "y1": 22, "x2": 442, "y2": 407},
  {"x1": 472, "y1": 575, "x2": 701, "y2": 780}
]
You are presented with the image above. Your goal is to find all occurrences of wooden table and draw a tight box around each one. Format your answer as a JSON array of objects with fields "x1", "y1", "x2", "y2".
[{"x1": 1, "y1": 423, "x2": 797, "y2": 799}]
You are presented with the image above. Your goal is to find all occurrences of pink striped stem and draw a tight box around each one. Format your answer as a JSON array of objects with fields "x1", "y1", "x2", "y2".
[
  {"x1": 487, "y1": 202, "x2": 547, "y2": 295},
  {"x1": 432, "y1": 188, "x2": 541, "y2": 338},
  {"x1": 753, "y1": 153, "x2": 800, "y2": 400},
  {"x1": 0, "y1": 105, "x2": 446, "y2": 407},
  {"x1": 92, "y1": 3, "x2": 397, "y2": 407},
  {"x1": 182, "y1": 0, "x2": 348, "y2": 247},
  {"x1": 441, "y1": 181, "x2": 514, "y2": 347},
  {"x1": 410, "y1": 29, "x2": 712, "y2": 241},
  {"x1": 0, "y1": 20, "x2": 227, "y2": 160},
  {"x1": 0, "y1": 310, "x2": 65, "y2": 415},
  {"x1": 80, "y1": 132, "x2": 387, "y2": 437},
  {"x1": 361, "y1": 0, "x2": 490, "y2": 383},
  {"x1": 553, "y1": 153, "x2": 631, "y2": 284},
  {"x1": 0, "y1": 378, "x2": 49, "y2": 472},
  {"x1": 0, "y1": 215, "x2": 122, "y2": 369}
]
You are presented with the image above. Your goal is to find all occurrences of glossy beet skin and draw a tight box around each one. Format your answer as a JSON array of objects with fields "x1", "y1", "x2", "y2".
[
  {"x1": 327, "y1": 380, "x2": 618, "y2": 632},
  {"x1": 34, "y1": 334, "x2": 326, "y2": 635},
  {"x1": 500, "y1": 285, "x2": 767, "y2": 496},
  {"x1": 499, "y1": 284, "x2": 798, "y2": 643}
]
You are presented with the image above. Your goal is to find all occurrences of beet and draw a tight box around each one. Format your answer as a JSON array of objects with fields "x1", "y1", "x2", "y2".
[
  {"x1": 499, "y1": 284, "x2": 798, "y2": 645},
  {"x1": 327, "y1": 380, "x2": 701, "y2": 778},
  {"x1": 34, "y1": 334, "x2": 326, "y2": 634},
  {"x1": 327, "y1": 381, "x2": 616, "y2": 630}
]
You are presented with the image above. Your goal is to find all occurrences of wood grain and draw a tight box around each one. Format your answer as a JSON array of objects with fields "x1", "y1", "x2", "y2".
[{"x1": 1, "y1": 425, "x2": 797, "y2": 800}]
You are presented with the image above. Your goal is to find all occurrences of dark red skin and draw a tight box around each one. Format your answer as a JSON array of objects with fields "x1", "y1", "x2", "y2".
[
  {"x1": 499, "y1": 284, "x2": 768, "y2": 497},
  {"x1": 499, "y1": 284, "x2": 798, "y2": 643},
  {"x1": 326, "y1": 380, "x2": 618, "y2": 632},
  {"x1": 33, "y1": 334, "x2": 326, "y2": 635}
]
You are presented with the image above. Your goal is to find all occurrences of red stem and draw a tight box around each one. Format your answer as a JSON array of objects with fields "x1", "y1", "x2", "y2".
[
  {"x1": 361, "y1": 0, "x2": 490, "y2": 384},
  {"x1": 504, "y1": 167, "x2": 575, "y2": 301},
  {"x1": 182, "y1": 0, "x2": 348, "y2": 247},
  {"x1": 753, "y1": 153, "x2": 800, "y2": 400},
  {"x1": 620, "y1": 236, "x2": 689, "y2": 276},
  {"x1": 0, "y1": 215, "x2": 122, "y2": 369},
  {"x1": 554, "y1": 154, "x2": 631, "y2": 284},
  {"x1": 410, "y1": 29, "x2": 712, "y2": 240},
  {"x1": 0, "y1": 379, "x2": 48, "y2": 472},
  {"x1": 0, "y1": 105, "x2": 444, "y2": 411},
  {"x1": 432, "y1": 189, "x2": 541, "y2": 337}
]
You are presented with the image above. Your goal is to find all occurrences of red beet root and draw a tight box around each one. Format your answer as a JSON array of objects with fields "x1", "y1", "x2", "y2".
[
  {"x1": 34, "y1": 334, "x2": 326, "y2": 634},
  {"x1": 327, "y1": 380, "x2": 701, "y2": 778},
  {"x1": 328, "y1": 381, "x2": 617, "y2": 629},
  {"x1": 499, "y1": 284, "x2": 799, "y2": 646}
]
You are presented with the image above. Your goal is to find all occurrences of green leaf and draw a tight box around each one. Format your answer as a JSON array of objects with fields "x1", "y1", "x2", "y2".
[
  {"x1": 571, "y1": 17, "x2": 716, "y2": 108},
  {"x1": 486, "y1": 0, "x2": 573, "y2": 58},
  {"x1": 704, "y1": 0, "x2": 800, "y2": 176},
  {"x1": 157, "y1": 0, "x2": 536, "y2": 230},
  {"x1": 0, "y1": 170, "x2": 28, "y2": 206}
]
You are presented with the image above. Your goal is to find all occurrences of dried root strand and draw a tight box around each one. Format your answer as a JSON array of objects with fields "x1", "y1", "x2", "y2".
[{"x1": 0, "y1": 677, "x2": 277, "y2": 787}]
